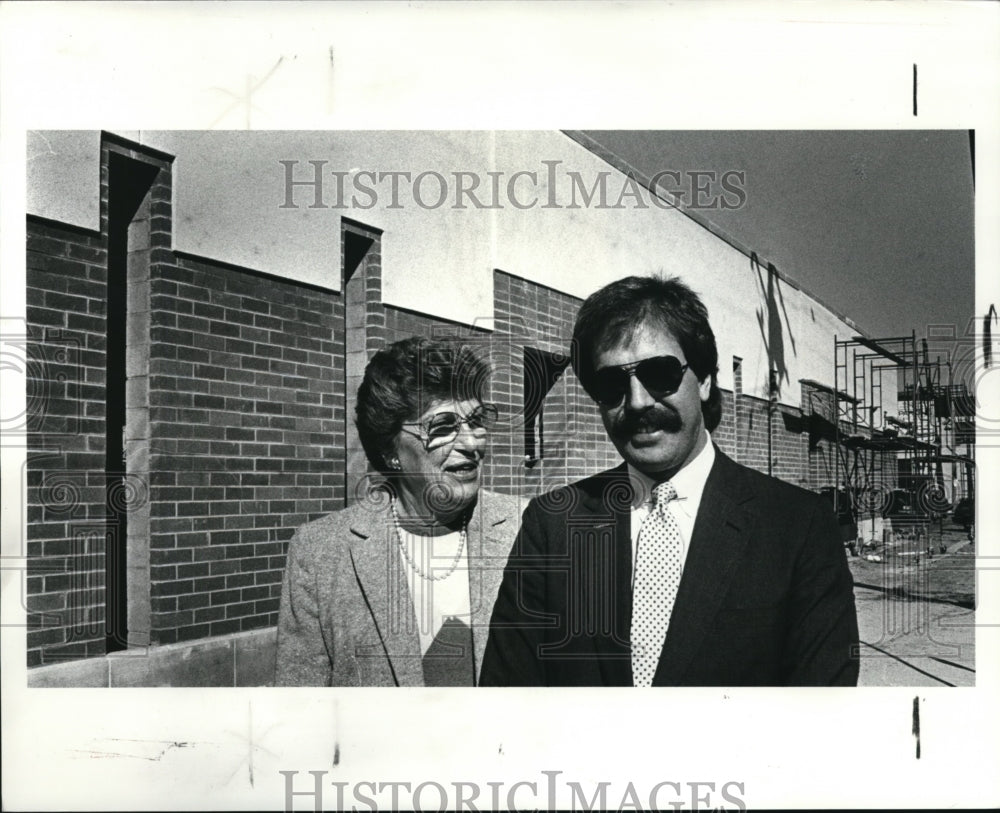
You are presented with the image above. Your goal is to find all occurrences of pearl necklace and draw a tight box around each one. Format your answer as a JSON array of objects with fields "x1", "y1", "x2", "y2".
[{"x1": 391, "y1": 501, "x2": 467, "y2": 581}]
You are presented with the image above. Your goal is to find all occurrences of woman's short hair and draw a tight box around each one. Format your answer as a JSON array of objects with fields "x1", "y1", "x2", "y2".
[
  {"x1": 355, "y1": 336, "x2": 491, "y2": 473},
  {"x1": 571, "y1": 274, "x2": 722, "y2": 431}
]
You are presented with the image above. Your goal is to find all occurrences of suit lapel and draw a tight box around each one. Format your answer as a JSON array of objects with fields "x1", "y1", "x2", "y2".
[
  {"x1": 654, "y1": 451, "x2": 753, "y2": 686},
  {"x1": 348, "y1": 506, "x2": 424, "y2": 687},
  {"x1": 581, "y1": 465, "x2": 634, "y2": 687}
]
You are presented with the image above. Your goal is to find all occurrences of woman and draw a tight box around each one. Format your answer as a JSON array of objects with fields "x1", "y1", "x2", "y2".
[{"x1": 275, "y1": 336, "x2": 520, "y2": 686}]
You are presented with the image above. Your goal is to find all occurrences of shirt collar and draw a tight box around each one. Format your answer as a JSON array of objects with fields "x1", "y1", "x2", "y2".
[{"x1": 627, "y1": 431, "x2": 716, "y2": 508}]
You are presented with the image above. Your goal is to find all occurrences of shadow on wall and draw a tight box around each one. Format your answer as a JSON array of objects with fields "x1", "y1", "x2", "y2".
[{"x1": 751, "y1": 252, "x2": 797, "y2": 400}]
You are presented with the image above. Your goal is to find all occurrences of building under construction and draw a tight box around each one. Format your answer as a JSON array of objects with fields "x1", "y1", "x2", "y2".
[{"x1": 833, "y1": 332, "x2": 975, "y2": 553}]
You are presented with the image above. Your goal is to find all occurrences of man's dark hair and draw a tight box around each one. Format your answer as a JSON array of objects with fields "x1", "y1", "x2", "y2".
[
  {"x1": 355, "y1": 336, "x2": 491, "y2": 473},
  {"x1": 571, "y1": 274, "x2": 722, "y2": 431}
]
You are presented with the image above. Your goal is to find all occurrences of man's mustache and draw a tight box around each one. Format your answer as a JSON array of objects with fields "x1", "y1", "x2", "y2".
[{"x1": 614, "y1": 406, "x2": 682, "y2": 435}]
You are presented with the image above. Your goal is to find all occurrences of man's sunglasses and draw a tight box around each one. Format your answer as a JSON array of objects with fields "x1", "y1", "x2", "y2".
[
  {"x1": 590, "y1": 355, "x2": 689, "y2": 407},
  {"x1": 400, "y1": 403, "x2": 499, "y2": 449}
]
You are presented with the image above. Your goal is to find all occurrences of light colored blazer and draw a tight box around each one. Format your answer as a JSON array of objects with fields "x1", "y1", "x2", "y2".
[{"x1": 275, "y1": 489, "x2": 522, "y2": 686}]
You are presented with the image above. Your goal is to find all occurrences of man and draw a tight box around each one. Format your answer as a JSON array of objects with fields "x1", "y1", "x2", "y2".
[{"x1": 481, "y1": 275, "x2": 859, "y2": 686}]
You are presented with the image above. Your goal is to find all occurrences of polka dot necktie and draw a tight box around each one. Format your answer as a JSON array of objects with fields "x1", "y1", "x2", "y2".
[{"x1": 631, "y1": 481, "x2": 681, "y2": 687}]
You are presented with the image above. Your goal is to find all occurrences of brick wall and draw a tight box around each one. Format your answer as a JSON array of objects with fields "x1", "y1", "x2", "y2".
[
  {"x1": 25, "y1": 217, "x2": 110, "y2": 666},
  {"x1": 711, "y1": 396, "x2": 738, "y2": 460},
  {"x1": 734, "y1": 394, "x2": 808, "y2": 486},
  {"x1": 383, "y1": 305, "x2": 488, "y2": 346},
  {"x1": 25, "y1": 132, "x2": 345, "y2": 666},
  {"x1": 145, "y1": 256, "x2": 342, "y2": 646},
  {"x1": 490, "y1": 270, "x2": 620, "y2": 497}
]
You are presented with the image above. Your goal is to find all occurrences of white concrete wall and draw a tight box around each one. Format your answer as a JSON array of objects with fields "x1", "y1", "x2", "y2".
[
  {"x1": 26, "y1": 130, "x2": 101, "y2": 231},
  {"x1": 26, "y1": 129, "x2": 863, "y2": 407}
]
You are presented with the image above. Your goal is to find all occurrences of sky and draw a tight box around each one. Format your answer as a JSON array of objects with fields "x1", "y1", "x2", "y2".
[{"x1": 585, "y1": 131, "x2": 975, "y2": 342}]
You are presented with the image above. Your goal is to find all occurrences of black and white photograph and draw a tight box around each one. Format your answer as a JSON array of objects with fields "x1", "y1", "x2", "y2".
[
  {"x1": 19, "y1": 128, "x2": 976, "y2": 691},
  {"x1": 2, "y1": 2, "x2": 998, "y2": 811}
]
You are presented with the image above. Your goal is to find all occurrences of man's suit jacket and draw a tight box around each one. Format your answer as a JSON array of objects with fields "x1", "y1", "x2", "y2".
[
  {"x1": 276, "y1": 490, "x2": 521, "y2": 686},
  {"x1": 480, "y1": 449, "x2": 859, "y2": 686}
]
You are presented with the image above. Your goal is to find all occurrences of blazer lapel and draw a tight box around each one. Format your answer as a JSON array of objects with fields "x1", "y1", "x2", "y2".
[
  {"x1": 468, "y1": 492, "x2": 517, "y2": 683},
  {"x1": 654, "y1": 451, "x2": 753, "y2": 685},
  {"x1": 582, "y1": 465, "x2": 634, "y2": 687},
  {"x1": 348, "y1": 507, "x2": 424, "y2": 687}
]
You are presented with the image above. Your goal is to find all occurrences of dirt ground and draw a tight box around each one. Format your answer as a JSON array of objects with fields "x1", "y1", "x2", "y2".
[
  {"x1": 846, "y1": 520, "x2": 976, "y2": 687},
  {"x1": 848, "y1": 523, "x2": 975, "y2": 608}
]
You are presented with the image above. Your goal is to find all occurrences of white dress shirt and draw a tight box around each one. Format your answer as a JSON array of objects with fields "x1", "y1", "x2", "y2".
[{"x1": 627, "y1": 432, "x2": 716, "y2": 583}]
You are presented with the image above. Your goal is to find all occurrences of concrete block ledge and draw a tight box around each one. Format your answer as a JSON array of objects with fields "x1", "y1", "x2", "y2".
[{"x1": 27, "y1": 627, "x2": 277, "y2": 688}]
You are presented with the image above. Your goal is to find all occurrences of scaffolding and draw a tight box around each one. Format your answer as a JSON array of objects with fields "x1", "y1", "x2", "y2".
[{"x1": 833, "y1": 332, "x2": 975, "y2": 550}]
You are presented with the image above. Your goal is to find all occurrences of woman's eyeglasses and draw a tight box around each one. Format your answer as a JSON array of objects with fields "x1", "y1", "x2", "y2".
[
  {"x1": 590, "y1": 355, "x2": 689, "y2": 407},
  {"x1": 400, "y1": 403, "x2": 499, "y2": 449}
]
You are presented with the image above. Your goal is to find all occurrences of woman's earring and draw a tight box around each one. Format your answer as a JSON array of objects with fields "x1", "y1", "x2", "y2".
[{"x1": 387, "y1": 458, "x2": 401, "y2": 471}]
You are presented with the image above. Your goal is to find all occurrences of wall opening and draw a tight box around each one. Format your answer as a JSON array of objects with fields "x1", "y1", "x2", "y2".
[
  {"x1": 522, "y1": 347, "x2": 570, "y2": 467},
  {"x1": 732, "y1": 356, "x2": 743, "y2": 461},
  {"x1": 106, "y1": 152, "x2": 159, "y2": 652},
  {"x1": 342, "y1": 222, "x2": 379, "y2": 505}
]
